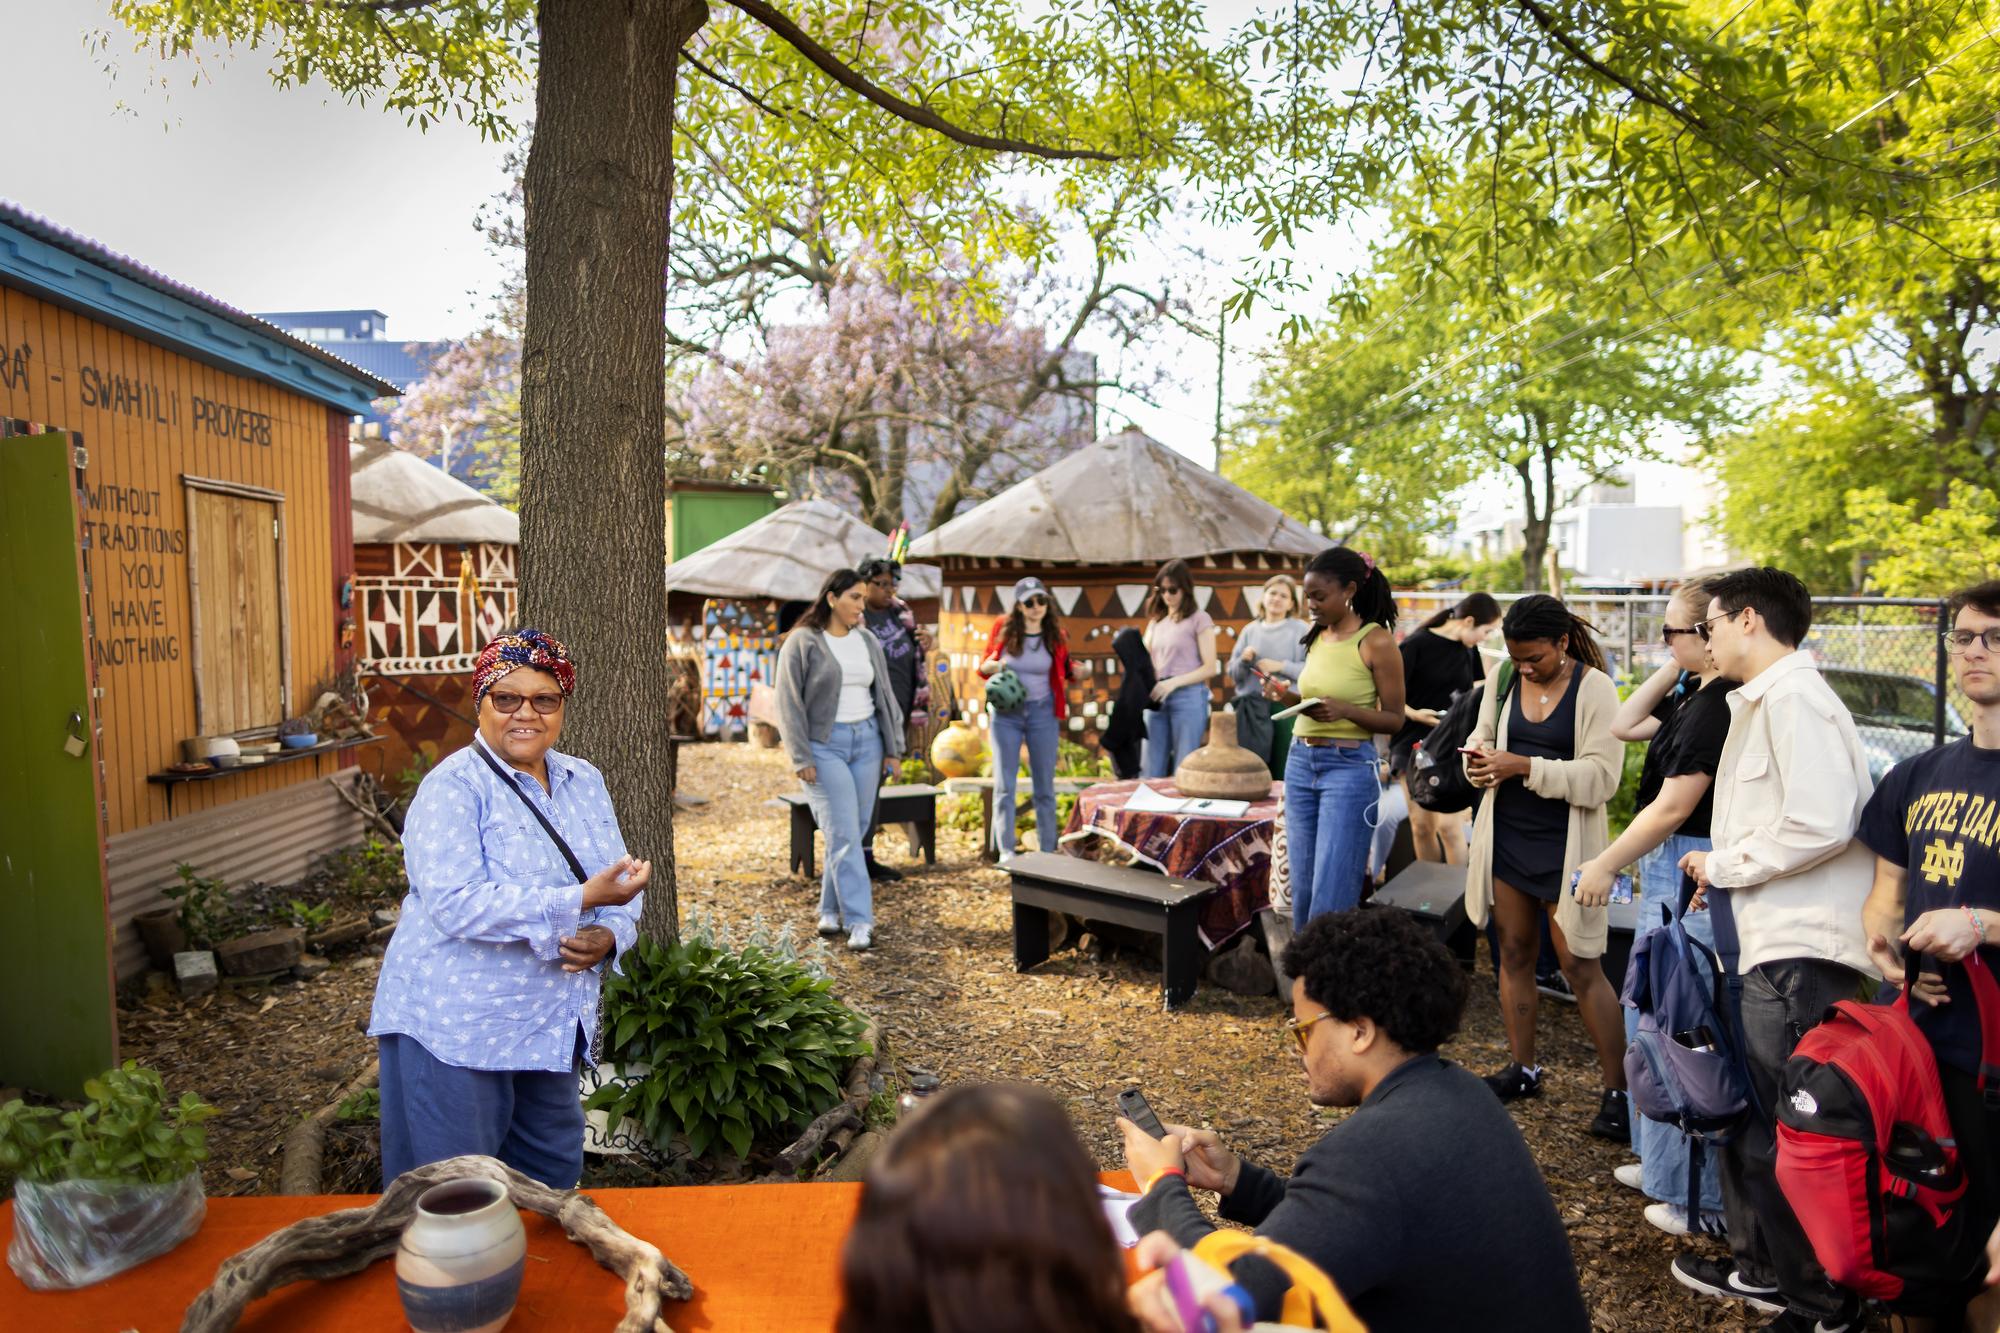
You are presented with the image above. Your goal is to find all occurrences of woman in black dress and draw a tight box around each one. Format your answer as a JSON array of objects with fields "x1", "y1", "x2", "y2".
[
  {"x1": 1463, "y1": 595, "x2": 1629, "y2": 1140},
  {"x1": 1391, "y1": 592, "x2": 1501, "y2": 863}
]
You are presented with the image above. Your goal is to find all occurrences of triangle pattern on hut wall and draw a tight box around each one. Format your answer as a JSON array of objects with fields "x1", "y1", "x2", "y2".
[
  {"x1": 1053, "y1": 586, "x2": 1083, "y2": 615},
  {"x1": 1196, "y1": 586, "x2": 1214, "y2": 613},
  {"x1": 960, "y1": 586, "x2": 978, "y2": 612},
  {"x1": 1117, "y1": 584, "x2": 1150, "y2": 616},
  {"x1": 992, "y1": 586, "x2": 1013, "y2": 612}
]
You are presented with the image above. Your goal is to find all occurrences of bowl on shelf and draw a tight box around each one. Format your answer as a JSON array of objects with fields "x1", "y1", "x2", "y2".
[{"x1": 280, "y1": 733, "x2": 319, "y2": 750}]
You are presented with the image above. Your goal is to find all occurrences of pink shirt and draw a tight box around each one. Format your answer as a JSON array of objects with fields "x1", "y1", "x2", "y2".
[{"x1": 1148, "y1": 610, "x2": 1214, "y2": 681}]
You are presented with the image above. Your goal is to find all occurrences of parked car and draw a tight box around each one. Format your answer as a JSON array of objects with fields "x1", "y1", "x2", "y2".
[{"x1": 1819, "y1": 666, "x2": 1969, "y2": 782}]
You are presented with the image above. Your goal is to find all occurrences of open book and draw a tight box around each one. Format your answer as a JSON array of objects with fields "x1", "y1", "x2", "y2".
[{"x1": 1124, "y1": 782, "x2": 1252, "y2": 818}]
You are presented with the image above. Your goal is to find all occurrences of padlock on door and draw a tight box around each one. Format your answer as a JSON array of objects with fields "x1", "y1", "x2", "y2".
[{"x1": 63, "y1": 709, "x2": 88, "y2": 758}]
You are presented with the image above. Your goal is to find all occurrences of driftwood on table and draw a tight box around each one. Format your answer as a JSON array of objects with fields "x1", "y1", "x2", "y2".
[{"x1": 180, "y1": 1155, "x2": 693, "y2": 1333}]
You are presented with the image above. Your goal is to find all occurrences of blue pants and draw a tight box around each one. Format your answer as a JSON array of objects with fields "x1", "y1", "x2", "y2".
[
  {"x1": 378, "y1": 1030, "x2": 587, "y2": 1189},
  {"x1": 804, "y1": 720, "x2": 881, "y2": 930},
  {"x1": 992, "y1": 695, "x2": 1060, "y2": 854},
  {"x1": 1283, "y1": 741, "x2": 1380, "y2": 926},
  {"x1": 1625, "y1": 832, "x2": 1724, "y2": 1214},
  {"x1": 1368, "y1": 771, "x2": 1407, "y2": 881},
  {"x1": 1143, "y1": 685, "x2": 1211, "y2": 778}
]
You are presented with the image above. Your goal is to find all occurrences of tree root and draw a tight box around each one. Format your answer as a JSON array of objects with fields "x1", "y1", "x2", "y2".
[{"x1": 180, "y1": 1155, "x2": 692, "y2": 1333}]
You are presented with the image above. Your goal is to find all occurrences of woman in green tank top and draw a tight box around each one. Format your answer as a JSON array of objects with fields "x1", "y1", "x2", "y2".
[{"x1": 1261, "y1": 547, "x2": 1407, "y2": 924}]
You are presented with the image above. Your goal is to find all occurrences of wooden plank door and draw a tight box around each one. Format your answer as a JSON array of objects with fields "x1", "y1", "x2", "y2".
[
  {"x1": 190, "y1": 487, "x2": 283, "y2": 734},
  {"x1": 0, "y1": 431, "x2": 117, "y2": 1096}
]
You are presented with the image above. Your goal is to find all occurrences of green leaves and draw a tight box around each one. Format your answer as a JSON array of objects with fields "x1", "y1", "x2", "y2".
[
  {"x1": 584, "y1": 935, "x2": 870, "y2": 1165},
  {"x1": 0, "y1": 1062, "x2": 216, "y2": 1185}
]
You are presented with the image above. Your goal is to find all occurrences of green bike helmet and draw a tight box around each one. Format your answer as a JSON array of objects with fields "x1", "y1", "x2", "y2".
[{"x1": 985, "y1": 666, "x2": 1028, "y2": 713}]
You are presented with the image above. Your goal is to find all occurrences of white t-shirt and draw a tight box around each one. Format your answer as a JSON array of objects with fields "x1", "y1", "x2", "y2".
[{"x1": 824, "y1": 628, "x2": 877, "y2": 723}]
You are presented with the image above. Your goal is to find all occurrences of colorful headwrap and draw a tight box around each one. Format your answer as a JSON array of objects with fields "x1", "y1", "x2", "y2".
[{"x1": 473, "y1": 628, "x2": 577, "y2": 706}]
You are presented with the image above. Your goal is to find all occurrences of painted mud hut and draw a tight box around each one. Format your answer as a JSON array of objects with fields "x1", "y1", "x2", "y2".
[
  {"x1": 908, "y1": 428, "x2": 1323, "y2": 749},
  {"x1": 664, "y1": 498, "x2": 940, "y2": 737},
  {"x1": 349, "y1": 436, "x2": 520, "y2": 784}
]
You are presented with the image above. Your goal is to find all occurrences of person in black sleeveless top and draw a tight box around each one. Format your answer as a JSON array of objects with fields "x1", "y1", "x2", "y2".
[{"x1": 1392, "y1": 593, "x2": 1501, "y2": 865}]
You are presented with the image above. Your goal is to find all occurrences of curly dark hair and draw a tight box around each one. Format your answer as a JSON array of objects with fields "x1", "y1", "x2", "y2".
[{"x1": 1281, "y1": 908, "x2": 1468, "y2": 1055}]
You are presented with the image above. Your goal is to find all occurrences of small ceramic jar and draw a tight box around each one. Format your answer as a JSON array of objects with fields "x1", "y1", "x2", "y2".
[{"x1": 395, "y1": 1178, "x2": 527, "y2": 1333}]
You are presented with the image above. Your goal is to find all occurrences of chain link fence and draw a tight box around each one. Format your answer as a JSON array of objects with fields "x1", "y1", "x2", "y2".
[{"x1": 1394, "y1": 591, "x2": 1967, "y2": 782}]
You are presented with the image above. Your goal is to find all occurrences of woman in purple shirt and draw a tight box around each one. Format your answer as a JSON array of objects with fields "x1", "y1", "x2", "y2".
[{"x1": 1142, "y1": 559, "x2": 1220, "y2": 778}]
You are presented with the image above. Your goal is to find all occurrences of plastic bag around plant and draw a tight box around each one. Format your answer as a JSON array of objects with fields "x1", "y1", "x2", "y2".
[{"x1": 6, "y1": 1173, "x2": 206, "y2": 1290}]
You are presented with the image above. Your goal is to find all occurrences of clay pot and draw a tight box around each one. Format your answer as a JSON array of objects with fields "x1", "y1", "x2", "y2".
[
  {"x1": 929, "y1": 717, "x2": 988, "y2": 779},
  {"x1": 1174, "y1": 710, "x2": 1274, "y2": 800},
  {"x1": 396, "y1": 1178, "x2": 527, "y2": 1333},
  {"x1": 134, "y1": 907, "x2": 187, "y2": 972}
]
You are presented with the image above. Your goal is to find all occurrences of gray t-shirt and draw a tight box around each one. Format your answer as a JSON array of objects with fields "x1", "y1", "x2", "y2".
[{"x1": 1004, "y1": 633, "x2": 1054, "y2": 703}]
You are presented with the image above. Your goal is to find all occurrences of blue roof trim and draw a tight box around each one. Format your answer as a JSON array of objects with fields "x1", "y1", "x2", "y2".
[{"x1": 0, "y1": 211, "x2": 399, "y2": 416}]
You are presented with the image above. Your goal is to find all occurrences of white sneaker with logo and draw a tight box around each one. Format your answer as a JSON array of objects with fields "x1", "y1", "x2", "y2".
[
  {"x1": 1647, "y1": 1201, "x2": 1726, "y2": 1237},
  {"x1": 817, "y1": 914, "x2": 842, "y2": 936},
  {"x1": 847, "y1": 925, "x2": 873, "y2": 951}
]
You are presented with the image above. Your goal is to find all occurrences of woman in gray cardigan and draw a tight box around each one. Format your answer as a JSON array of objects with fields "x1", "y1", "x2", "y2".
[{"x1": 775, "y1": 569, "x2": 905, "y2": 950}]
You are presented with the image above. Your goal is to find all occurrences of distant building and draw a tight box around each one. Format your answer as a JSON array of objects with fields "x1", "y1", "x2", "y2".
[
  {"x1": 1549, "y1": 478, "x2": 1687, "y2": 585},
  {"x1": 254, "y1": 308, "x2": 451, "y2": 430}
]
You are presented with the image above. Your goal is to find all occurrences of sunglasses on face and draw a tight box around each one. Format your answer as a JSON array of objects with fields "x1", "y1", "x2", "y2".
[
  {"x1": 488, "y1": 691, "x2": 565, "y2": 716},
  {"x1": 1661, "y1": 625, "x2": 1702, "y2": 644},
  {"x1": 1694, "y1": 610, "x2": 1741, "y2": 643},
  {"x1": 1022, "y1": 596, "x2": 1048, "y2": 608},
  {"x1": 1286, "y1": 1010, "x2": 1334, "y2": 1052}
]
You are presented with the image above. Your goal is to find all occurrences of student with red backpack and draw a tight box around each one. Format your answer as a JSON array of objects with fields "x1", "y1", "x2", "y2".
[{"x1": 1843, "y1": 579, "x2": 2000, "y2": 1322}]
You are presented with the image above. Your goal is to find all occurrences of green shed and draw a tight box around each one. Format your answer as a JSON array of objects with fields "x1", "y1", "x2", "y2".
[{"x1": 667, "y1": 479, "x2": 779, "y2": 562}]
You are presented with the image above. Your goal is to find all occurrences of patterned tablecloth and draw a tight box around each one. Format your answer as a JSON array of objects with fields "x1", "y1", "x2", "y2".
[{"x1": 1059, "y1": 778, "x2": 1284, "y2": 949}]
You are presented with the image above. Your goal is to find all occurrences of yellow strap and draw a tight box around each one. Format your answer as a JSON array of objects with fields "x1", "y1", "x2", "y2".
[{"x1": 1190, "y1": 1231, "x2": 1368, "y2": 1332}]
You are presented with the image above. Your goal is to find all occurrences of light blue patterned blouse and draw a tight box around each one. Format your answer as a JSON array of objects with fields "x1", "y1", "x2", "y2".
[{"x1": 368, "y1": 736, "x2": 641, "y2": 1073}]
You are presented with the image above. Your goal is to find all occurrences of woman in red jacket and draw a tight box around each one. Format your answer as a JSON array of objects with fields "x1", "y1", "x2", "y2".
[{"x1": 979, "y1": 577, "x2": 1075, "y2": 863}]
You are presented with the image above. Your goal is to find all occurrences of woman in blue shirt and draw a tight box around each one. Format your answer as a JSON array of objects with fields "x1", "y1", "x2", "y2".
[{"x1": 370, "y1": 628, "x2": 649, "y2": 1189}]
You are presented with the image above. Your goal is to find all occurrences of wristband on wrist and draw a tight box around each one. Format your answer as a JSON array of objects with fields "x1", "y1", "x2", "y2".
[
  {"x1": 1142, "y1": 1165, "x2": 1186, "y2": 1194},
  {"x1": 1218, "y1": 1282, "x2": 1258, "y2": 1329},
  {"x1": 1965, "y1": 905, "x2": 1987, "y2": 946}
]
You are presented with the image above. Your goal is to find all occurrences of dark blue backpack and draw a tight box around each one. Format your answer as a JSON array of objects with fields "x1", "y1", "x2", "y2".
[{"x1": 1621, "y1": 896, "x2": 1751, "y2": 1222}]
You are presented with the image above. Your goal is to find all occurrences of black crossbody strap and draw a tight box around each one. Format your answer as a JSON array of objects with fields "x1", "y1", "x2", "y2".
[{"x1": 474, "y1": 741, "x2": 589, "y2": 884}]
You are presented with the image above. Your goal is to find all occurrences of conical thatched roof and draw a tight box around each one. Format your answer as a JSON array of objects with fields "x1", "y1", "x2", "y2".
[
  {"x1": 908, "y1": 428, "x2": 1322, "y2": 564},
  {"x1": 663, "y1": 498, "x2": 941, "y2": 602},
  {"x1": 350, "y1": 441, "x2": 520, "y2": 545}
]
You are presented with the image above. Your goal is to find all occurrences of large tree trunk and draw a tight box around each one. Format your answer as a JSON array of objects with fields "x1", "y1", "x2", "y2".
[{"x1": 521, "y1": 0, "x2": 709, "y2": 946}]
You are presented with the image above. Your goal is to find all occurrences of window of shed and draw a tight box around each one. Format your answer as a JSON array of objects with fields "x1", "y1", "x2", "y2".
[{"x1": 182, "y1": 477, "x2": 291, "y2": 736}]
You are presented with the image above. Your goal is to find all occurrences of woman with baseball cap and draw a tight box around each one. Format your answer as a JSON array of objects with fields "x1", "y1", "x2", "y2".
[{"x1": 979, "y1": 577, "x2": 1075, "y2": 863}]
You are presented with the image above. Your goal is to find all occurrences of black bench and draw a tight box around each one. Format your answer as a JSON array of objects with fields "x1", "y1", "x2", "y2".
[
  {"x1": 781, "y1": 784, "x2": 939, "y2": 879},
  {"x1": 1004, "y1": 851, "x2": 1219, "y2": 1010}
]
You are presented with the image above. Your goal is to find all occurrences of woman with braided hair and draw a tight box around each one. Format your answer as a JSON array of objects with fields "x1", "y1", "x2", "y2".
[{"x1": 1462, "y1": 594, "x2": 1631, "y2": 1142}]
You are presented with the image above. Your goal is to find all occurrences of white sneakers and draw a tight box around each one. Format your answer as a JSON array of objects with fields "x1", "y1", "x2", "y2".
[
  {"x1": 1644, "y1": 1202, "x2": 1726, "y2": 1237},
  {"x1": 817, "y1": 914, "x2": 842, "y2": 937},
  {"x1": 1614, "y1": 1163, "x2": 1645, "y2": 1191},
  {"x1": 847, "y1": 925, "x2": 873, "y2": 951}
]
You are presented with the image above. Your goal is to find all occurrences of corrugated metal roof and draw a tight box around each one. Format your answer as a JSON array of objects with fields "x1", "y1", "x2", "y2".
[
  {"x1": 665, "y1": 498, "x2": 941, "y2": 601},
  {"x1": 909, "y1": 428, "x2": 1324, "y2": 564},
  {"x1": 351, "y1": 441, "x2": 520, "y2": 545},
  {"x1": 0, "y1": 199, "x2": 402, "y2": 405}
]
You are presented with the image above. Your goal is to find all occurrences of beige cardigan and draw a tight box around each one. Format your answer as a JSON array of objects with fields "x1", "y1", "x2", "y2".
[{"x1": 1463, "y1": 660, "x2": 1623, "y2": 959}]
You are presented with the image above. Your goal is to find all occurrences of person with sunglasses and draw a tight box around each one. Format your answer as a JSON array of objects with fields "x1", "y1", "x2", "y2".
[
  {"x1": 1142, "y1": 559, "x2": 1219, "y2": 778},
  {"x1": 1673, "y1": 567, "x2": 1875, "y2": 1331},
  {"x1": 370, "y1": 628, "x2": 651, "y2": 1189},
  {"x1": 1575, "y1": 577, "x2": 1738, "y2": 1238},
  {"x1": 978, "y1": 577, "x2": 1075, "y2": 863},
  {"x1": 1116, "y1": 907, "x2": 1587, "y2": 1333}
]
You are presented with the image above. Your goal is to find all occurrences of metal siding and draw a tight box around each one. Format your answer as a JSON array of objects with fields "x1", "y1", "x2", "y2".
[{"x1": 104, "y1": 771, "x2": 371, "y2": 979}]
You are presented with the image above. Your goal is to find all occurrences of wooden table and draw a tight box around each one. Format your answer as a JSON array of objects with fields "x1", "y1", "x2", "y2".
[{"x1": 1, "y1": 1173, "x2": 1140, "y2": 1330}]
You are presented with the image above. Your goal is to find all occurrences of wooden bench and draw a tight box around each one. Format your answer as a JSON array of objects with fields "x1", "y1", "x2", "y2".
[
  {"x1": 941, "y1": 775, "x2": 1105, "y2": 860},
  {"x1": 780, "y1": 784, "x2": 940, "y2": 879},
  {"x1": 1003, "y1": 851, "x2": 1219, "y2": 1009}
]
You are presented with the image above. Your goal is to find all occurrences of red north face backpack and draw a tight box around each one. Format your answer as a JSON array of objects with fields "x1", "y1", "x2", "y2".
[{"x1": 1774, "y1": 951, "x2": 2000, "y2": 1303}]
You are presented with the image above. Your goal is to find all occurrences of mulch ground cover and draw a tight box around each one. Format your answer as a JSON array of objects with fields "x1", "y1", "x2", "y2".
[{"x1": 116, "y1": 740, "x2": 1760, "y2": 1330}]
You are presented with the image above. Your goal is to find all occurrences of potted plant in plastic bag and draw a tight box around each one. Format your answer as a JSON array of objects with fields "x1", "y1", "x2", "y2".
[{"x1": 1, "y1": 1062, "x2": 216, "y2": 1289}]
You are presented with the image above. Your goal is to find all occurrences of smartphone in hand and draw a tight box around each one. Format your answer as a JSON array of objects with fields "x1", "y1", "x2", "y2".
[{"x1": 1117, "y1": 1087, "x2": 1167, "y2": 1138}]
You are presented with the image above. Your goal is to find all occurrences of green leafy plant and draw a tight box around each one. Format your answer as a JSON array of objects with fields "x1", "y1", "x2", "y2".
[
  {"x1": 287, "y1": 899, "x2": 334, "y2": 932},
  {"x1": 320, "y1": 836, "x2": 408, "y2": 904},
  {"x1": 334, "y1": 1087, "x2": 380, "y2": 1123},
  {"x1": 587, "y1": 930, "x2": 870, "y2": 1162},
  {"x1": 163, "y1": 863, "x2": 236, "y2": 951},
  {"x1": 897, "y1": 755, "x2": 932, "y2": 785},
  {"x1": 0, "y1": 1063, "x2": 216, "y2": 1184},
  {"x1": 1605, "y1": 741, "x2": 1648, "y2": 841}
]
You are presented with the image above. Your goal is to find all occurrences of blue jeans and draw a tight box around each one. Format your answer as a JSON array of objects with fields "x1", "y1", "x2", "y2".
[
  {"x1": 1368, "y1": 772, "x2": 1408, "y2": 881},
  {"x1": 378, "y1": 1030, "x2": 587, "y2": 1189},
  {"x1": 992, "y1": 695, "x2": 1060, "y2": 854},
  {"x1": 1283, "y1": 741, "x2": 1380, "y2": 926},
  {"x1": 1143, "y1": 685, "x2": 1211, "y2": 778},
  {"x1": 803, "y1": 720, "x2": 882, "y2": 930},
  {"x1": 1624, "y1": 831, "x2": 1723, "y2": 1214}
]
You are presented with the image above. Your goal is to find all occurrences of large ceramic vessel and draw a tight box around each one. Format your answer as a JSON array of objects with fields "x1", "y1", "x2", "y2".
[
  {"x1": 929, "y1": 716, "x2": 988, "y2": 778},
  {"x1": 396, "y1": 1178, "x2": 527, "y2": 1333},
  {"x1": 1174, "y1": 710, "x2": 1274, "y2": 800}
]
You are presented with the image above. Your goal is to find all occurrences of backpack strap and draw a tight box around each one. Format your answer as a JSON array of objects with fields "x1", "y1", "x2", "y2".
[
  {"x1": 473, "y1": 739, "x2": 589, "y2": 885},
  {"x1": 1961, "y1": 951, "x2": 2000, "y2": 1097}
]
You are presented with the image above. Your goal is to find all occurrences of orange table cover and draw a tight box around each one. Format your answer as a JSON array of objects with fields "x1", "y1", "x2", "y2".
[{"x1": 1, "y1": 1172, "x2": 1140, "y2": 1331}]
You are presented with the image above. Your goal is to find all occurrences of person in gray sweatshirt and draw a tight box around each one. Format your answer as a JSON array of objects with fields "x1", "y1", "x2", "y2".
[{"x1": 1228, "y1": 574, "x2": 1309, "y2": 777}]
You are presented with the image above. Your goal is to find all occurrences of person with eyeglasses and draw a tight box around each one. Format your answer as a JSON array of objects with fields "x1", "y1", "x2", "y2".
[
  {"x1": 1851, "y1": 581, "x2": 2000, "y2": 1326},
  {"x1": 1574, "y1": 577, "x2": 1738, "y2": 1238},
  {"x1": 369, "y1": 628, "x2": 651, "y2": 1188},
  {"x1": 777, "y1": 569, "x2": 907, "y2": 951},
  {"x1": 1116, "y1": 907, "x2": 1588, "y2": 1333},
  {"x1": 1142, "y1": 559, "x2": 1220, "y2": 778},
  {"x1": 1673, "y1": 567, "x2": 1875, "y2": 1331},
  {"x1": 857, "y1": 557, "x2": 931, "y2": 882},
  {"x1": 978, "y1": 577, "x2": 1075, "y2": 864}
]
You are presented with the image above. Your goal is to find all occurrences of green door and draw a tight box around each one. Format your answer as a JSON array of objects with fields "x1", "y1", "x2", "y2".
[{"x1": 0, "y1": 431, "x2": 117, "y2": 1097}]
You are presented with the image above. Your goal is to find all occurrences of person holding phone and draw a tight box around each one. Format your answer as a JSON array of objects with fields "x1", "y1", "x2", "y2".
[
  {"x1": 775, "y1": 568, "x2": 906, "y2": 951},
  {"x1": 1143, "y1": 559, "x2": 1220, "y2": 777},
  {"x1": 1261, "y1": 548, "x2": 1406, "y2": 925},
  {"x1": 1462, "y1": 595, "x2": 1630, "y2": 1142},
  {"x1": 1228, "y1": 574, "x2": 1309, "y2": 778},
  {"x1": 1391, "y1": 592, "x2": 1501, "y2": 864},
  {"x1": 1574, "y1": 577, "x2": 1738, "y2": 1236}
]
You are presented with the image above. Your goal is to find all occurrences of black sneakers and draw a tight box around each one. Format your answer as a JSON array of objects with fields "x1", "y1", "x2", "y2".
[
  {"x1": 1670, "y1": 1255, "x2": 1783, "y2": 1314},
  {"x1": 1483, "y1": 1062, "x2": 1543, "y2": 1100},
  {"x1": 1588, "y1": 1088, "x2": 1632, "y2": 1143},
  {"x1": 864, "y1": 856, "x2": 904, "y2": 882}
]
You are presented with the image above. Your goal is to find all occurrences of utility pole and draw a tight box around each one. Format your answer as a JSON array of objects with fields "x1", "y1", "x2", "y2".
[{"x1": 1213, "y1": 310, "x2": 1226, "y2": 473}]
